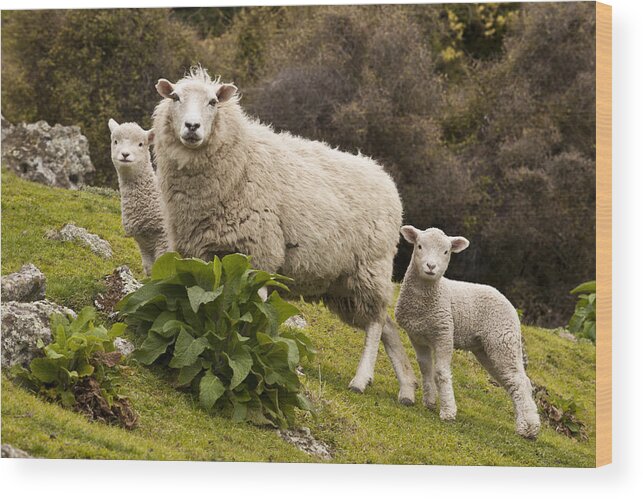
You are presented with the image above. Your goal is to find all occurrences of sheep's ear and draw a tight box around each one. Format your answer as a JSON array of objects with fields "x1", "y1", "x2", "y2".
[
  {"x1": 146, "y1": 129, "x2": 155, "y2": 144},
  {"x1": 400, "y1": 225, "x2": 419, "y2": 244},
  {"x1": 156, "y1": 78, "x2": 176, "y2": 99},
  {"x1": 450, "y1": 236, "x2": 470, "y2": 253},
  {"x1": 108, "y1": 118, "x2": 119, "y2": 133},
  {"x1": 216, "y1": 84, "x2": 237, "y2": 103}
]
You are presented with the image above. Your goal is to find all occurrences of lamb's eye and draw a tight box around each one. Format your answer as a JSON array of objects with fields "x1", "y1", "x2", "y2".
[
  {"x1": 418, "y1": 244, "x2": 422, "y2": 250},
  {"x1": 138, "y1": 142, "x2": 143, "y2": 147},
  {"x1": 171, "y1": 93, "x2": 180, "y2": 102},
  {"x1": 208, "y1": 98, "x2": 218, "y2": 106},
  {"x1": 114, "y1": 140, "x2": 118, "y2": 145},
  {"x1": 444, "y1": 250, "x2": 448, "y2": 255}
]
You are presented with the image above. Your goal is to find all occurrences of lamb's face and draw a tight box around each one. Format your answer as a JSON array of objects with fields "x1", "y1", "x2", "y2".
[
  {"x1": 108, "y1": 120, "x2": 153, "y2": 173},
  {"x1": 156, "y1": 77, "x2": 237, "y2": 150},
  {"x1": 400, "y1": 226, "x2": 469, "y2": 282}
]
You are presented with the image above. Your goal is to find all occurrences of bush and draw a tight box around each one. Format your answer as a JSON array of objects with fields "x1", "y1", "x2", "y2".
[
  {"x1": 11, "y1": 307, "x2": 137, "y2": 428},
  {"x1": 1, "y1": 9, "x2": 206, "y2": 187},
  {"x1": 117, "y1": 253, "x2": 315, "y2": 428},
  {"x1": 567, "y1": 280, "x2": 596, "y2": 342}
]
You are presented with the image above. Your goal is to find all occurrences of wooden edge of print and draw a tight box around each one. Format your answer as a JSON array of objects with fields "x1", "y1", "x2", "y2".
[{"x1": 595, "y1": 1, "x2": 612, "y2": 468}]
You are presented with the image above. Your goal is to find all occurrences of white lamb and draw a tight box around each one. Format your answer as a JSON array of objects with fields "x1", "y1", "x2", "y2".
[
  {"x1": 109, "y1": 119, "x2": 168, "y2": 275},
  {"x1": 395, "y1": 226, "x2": 540, "y2": 439},
  {"x1": 151, "y1": 66, "x2": 417, "y2": 403}
]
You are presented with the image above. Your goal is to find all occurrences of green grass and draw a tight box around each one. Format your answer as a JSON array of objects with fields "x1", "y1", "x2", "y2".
[{"x1": 1, "y1": 170, "x2": 596, "y2": 466}]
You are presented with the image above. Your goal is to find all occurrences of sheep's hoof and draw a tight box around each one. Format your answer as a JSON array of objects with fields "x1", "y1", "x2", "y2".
[
  {"x1": 516, "y1": 418, "x2": 541, "y2": 439},
  {"x1": 398, "y1": 386, "x2": 416, "y2": 406},
  {"x1": 348, "y1": 384, "x2": 365, "y2": 394},
  {"x1": 348, "y1": 377, "x2": 369, "y2": 394},
  {"x1": 399, "y1": 396, "x2": 415, "y2": 406},
  {"x1": 440, "y1": 410, "x2": 457, "y2": 422},
  {"x1": 423, "y1": 398, "x2": 438, "y2": 411}
]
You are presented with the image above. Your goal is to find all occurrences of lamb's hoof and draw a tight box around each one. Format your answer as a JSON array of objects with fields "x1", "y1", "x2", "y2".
[
  {"x1": 348, "y1": 377, "x2": 370, "y2": 394},
  {"x1": 423, "y1": 397, "x2": 437, "y2": 411},
  {"x1": 516, "y1": 418, "x2": 541, "y2": 440},
  {"x1": 440, "y1": 409, "x2": 457, "y2": 422},
  {"x1": 398, "y1": 386, "x2": 416, "y2": 406}
]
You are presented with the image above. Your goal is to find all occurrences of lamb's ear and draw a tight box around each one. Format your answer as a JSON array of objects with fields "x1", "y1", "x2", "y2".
[
  {"x1": 108, "y1": 118, "x2": 119, "y2": 133},
  {"x1": 216, "y1": 83, "x2": 237, "y2": 103},
  {"x1": 146, "y1": 129, "x2": 155, "y2": 145},
  {"x1": 156, "y1": 78, "x2": 176, "y2": 99},
  {"x1": 400, "y1": 225, "x2": 419, "y2": 244},
  {"x1": 450, "y1": 236, "x2": 470, "y2": 253}
]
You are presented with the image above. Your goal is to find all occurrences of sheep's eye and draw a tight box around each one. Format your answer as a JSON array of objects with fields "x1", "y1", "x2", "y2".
[
  {"x1": 444, "y1": 250, "x2": 448, "y2": 255},
  {"x1": 418, "y1": 244, "x2": 422, "y2": 250},
  {"x1": 138, "y1": 142, "x2": 143, "y2": 147},
  {"x1": 208, "y1": 98, "x2": 218, "y2": 106},
  {"x1": 114, "y1": 140, "x2": 118, "y2": 145}
]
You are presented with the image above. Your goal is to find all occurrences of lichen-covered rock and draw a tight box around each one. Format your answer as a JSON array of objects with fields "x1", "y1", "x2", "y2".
[
  {"x1": 1, "y1": 444, "x2": 32, "y2": 458},
  {"x1": 278, "y1": 427, "x2": 332, "y2": 460},
  {"x1": 1, "y1": 300, "x2": 76, "y2": 368},
  {"x1": 94, "y1": 265, "x2": 142, "y2": 318},
  {"x1": 1, "y1": 117, "x2": 94, "y2": 189},
  {"x1": 283, "y1": 315, "x2": 308, "y2": 330},
  {"x1": 1, "y1": 263, "x2": 46, "y2": 302},
  {"x1": 47, "y1": 224, "x2": 112, "y2": 259},
  {"x1": 113, "y1": 337, "x2": 135, "y2": 357}
]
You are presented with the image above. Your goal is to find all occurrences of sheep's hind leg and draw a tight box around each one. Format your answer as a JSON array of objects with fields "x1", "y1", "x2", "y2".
[
  {"x1": 382, "y1": 316, "x2": 417, "y2": 405},
  {"x1": 348, "y1": 321, "x2": 383, "y2": 394}
]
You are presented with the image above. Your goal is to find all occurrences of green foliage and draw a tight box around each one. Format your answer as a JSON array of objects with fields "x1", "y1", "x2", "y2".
[
  {"x1": 11, "y1": 307, "x2": 127, "y2": 409},
  {"x1": 118, "y1": 252, "x2": 315, "y2": 428},
  {"x1": 567, "y1": 280, "x2": 596, "y2": 342}
]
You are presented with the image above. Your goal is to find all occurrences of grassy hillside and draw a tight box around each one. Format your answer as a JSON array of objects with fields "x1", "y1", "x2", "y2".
[{"x1": 1, "y1": 170, "x2": 596, "y2": 466}]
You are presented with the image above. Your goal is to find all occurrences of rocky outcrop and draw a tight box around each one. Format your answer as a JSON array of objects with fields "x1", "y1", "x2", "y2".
[
  {"x1": 113, "y1": 337, "x2": 135, "y2": 357},
  {"x1": 1, "y1": 300, "x2": 76, "y2": 368},
  {"x1": 94, "y1": 266, "x2": 142, "y2": 319},
  {"x1": 278, "y1": 427, "x2": 333, "y2": 460},
  {"x1": 46, "y1": 224, "x2": 112, "y2": 259},
  {"x1": 1, "y1": 444, "x2": 32, "y2": 458},
  {"x1": 1, "y1": 263, "x2": 46, "y2": 302},
  {"x1": 1, "y1": 117, "x2": 94, "y2": 189}
]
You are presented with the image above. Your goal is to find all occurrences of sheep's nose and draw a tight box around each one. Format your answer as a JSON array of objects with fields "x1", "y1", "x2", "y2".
[
  {"x1": 121, "y1": 152, "x2": 130, "y2": 159},
  {"x1": 185, "y1": 122, "x2": 200, "y2": 132},
  {"x1": 426, "y1": 263, "x2": 436, "y2": 271}
]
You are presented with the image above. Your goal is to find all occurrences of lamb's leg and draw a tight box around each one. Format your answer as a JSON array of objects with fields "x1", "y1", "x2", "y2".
[
  {"x1": 433, "y1": 339, "x2": 457, "y2": 421},
  {"x1": 138, "y1": 245, "x2": 155, "y2": 277},
  {"x1": 348, "y1": 321, "x2": 383, "y2": 394},
  {"x1": 477, "y1": 348, "x2": 540, "y2": 439},
  {"x1": 382, "y1": 316, "x2": 417, "y2": 405},
  {"x1": 414, "y1": 343, "x2": 437, "y2": 410}
]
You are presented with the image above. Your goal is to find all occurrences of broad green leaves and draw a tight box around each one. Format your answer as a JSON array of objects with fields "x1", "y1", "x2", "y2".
[
  {"x1": 567, "y1": 280, "x2": 596, "y2": 342},
  {"x1": 12, "y1": 306, "x2": 129, "y2": 413},
  {"x1": 118, "y1": 253, "x2": 316, "y2": 428}
]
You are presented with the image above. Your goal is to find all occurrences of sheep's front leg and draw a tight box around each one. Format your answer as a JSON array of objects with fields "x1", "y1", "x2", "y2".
[
  {"x1": 348, "y1": 321, "x2": 383, "y2": 394},
  {"x1": 433, "y1": 337, "x2": 457, "y2": 421}
]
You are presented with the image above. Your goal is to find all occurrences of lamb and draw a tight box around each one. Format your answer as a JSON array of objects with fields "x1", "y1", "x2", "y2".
[
  {"x1": 151, "y1": 66, "x2": 417, "y2": 403},
  {"x1": 395, "y1": 226, "x2": 540, "y2": 439},
  {"x1": 108, "y1": 119, "x2": 168, "y2": 275}
]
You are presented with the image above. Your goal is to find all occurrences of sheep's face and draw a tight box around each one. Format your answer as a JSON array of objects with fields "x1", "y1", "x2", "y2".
[
  {"x1": 156, "y1": 78, "x2": 237, "y2": 150},
  {"x1": 108, "y1": 119, "x2": 154, "y2": 173},
  {"x1": 400, "y1": 226, "x2": 469, "y2": 282}
]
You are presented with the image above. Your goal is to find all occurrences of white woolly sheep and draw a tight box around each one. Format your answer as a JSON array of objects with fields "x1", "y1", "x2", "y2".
[
  {"x1": 395, "y1": 226, "x2": 540, "y2": 439},
  {"x1": 109, "y1": 119, "x2": 168, "y2": 275},
  {"x1": 151, "y1": 66, "x2": 417, "y2": 403}
]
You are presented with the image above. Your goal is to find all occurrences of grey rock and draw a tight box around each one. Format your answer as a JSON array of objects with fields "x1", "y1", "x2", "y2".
[
  {"x1": 1, "y1": 263, "x2": 46, "y2": 302},
  {"x1": 114, "y1": 337, "x2": 135, "y2": 357},
  {"x1": 94, "y1": 265, "x2": 142, "y2": 319},
  {"x1": 1, "y1": 300, "x2": 76, "y2": 368},
  {"x1": 48, "y1": 223, "x2": 112, "y2": 259},
  {"x1": 1, "y1": 118, "x2": 94, "y2": 189},
  {"x1": 278, "y1": 427, "x2": 332, "y2": 460},
  {"x1": 283, "y1": 315, "x2": 308, "y2": 330},
  {"x1": 557, "y1": 329, "x2": 578, "y2": 342},
  {"x1": 1, "y1": 444, "x2": 32, "y2": 458}
]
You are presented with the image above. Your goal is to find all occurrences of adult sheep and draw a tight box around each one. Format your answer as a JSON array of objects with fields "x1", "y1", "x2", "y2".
[{"x1": 152, "y1": 66, "x2": 417, "y2": 404}]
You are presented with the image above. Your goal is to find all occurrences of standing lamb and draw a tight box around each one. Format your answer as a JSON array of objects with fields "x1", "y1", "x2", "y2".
[
  {"x1": 109, "y1": 119, "x2": 168, "y2": 275},
  {"x1": 395, "y1": 226, "x2": 540, "y2": 438},
  {"x1": 152, "y1": 66, "x2": 417, "y2": 403}
]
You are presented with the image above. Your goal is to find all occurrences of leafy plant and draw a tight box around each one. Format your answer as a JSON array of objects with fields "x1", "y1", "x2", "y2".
[
  {"x1": 11, "y1": 307, "x2": 137, "y2": 428},
  {"x1": 117, "y1": 252, "x2": 315, "y2": 428},
  {"x1": 534, "y1": 384, "x2": 588, "y2": 440},
  {"x1": 567, "y1": 280, "x2": 596, "y2": 342}
]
